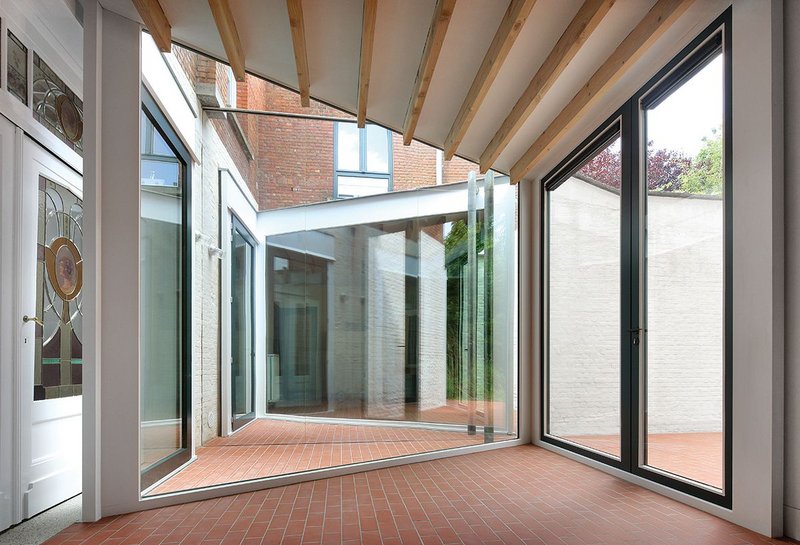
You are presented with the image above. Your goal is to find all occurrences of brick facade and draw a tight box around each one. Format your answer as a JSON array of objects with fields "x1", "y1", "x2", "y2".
[{"x1": 173, "y1": 44, "x2": 479, "y2": 211}]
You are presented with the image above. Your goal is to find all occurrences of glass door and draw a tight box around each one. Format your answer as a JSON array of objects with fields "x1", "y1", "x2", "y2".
[
  {"x1": 231, "y1": 218, "x2": 255, "y2": 431},
  {"x1": 542, "y1": 15, "x2": 731, "y2": 506},
  {"x1": 544, "y1": 124, "x2": 626, "y2": 465},
  {"x1": 637, "y1": 36, "x2": 728, "y2": 495},
  {"x1": 139, "y1": 91, "x2": 192, "y2": 491}
]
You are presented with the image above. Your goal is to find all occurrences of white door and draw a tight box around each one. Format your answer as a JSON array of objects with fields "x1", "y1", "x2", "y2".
[{"x1": 16, "y1": 137, "x2": 82, "y2": 521}]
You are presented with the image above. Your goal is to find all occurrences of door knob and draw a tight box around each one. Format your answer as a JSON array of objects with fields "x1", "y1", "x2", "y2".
[{"x1": 23, "y1": 315, "x2": 44, "y2": 326}]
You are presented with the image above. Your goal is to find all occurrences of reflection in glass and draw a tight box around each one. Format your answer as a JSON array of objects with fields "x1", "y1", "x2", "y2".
[
  {"x1": 266, "y1": 179, "x2": 518, "y2": 435},
  {"x1": 139, "y1": 107, "x2": 186, "y2": 487},
  {"x1": 231, "y1": 222, "x2": 256, "y2": 430},
  {"x1": 336, "y1": 122, "x2": 360, "y2": 172},
  {"x1": 7, "y1": 31, "x2": 28, "y2": 105},
  {"x1": 365, "y1": 124, "x2": 390, "y2": 173},
  {"x1": 547, "y1": 136, "x2": 622, "y2": 458},
  {"x1": 643, "y1": 53, "x2": 724, "y2": 489}
]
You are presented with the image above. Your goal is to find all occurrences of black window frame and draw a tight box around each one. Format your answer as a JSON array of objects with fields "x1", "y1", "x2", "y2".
[{"x1": 540, "y1": 8, "x2": 732, "y2": 508}]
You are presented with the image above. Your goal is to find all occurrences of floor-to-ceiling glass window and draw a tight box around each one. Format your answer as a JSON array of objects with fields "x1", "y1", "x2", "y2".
[
  {"x1": 542, "y1": 14, "x2": 730, "y2": 505},
  {"x1": 139, "y1": 90, "x2": 191, "y2": 491},
  {"x1": 231, "y1": 218, "x2": 256, "y2": 431},
  {"x1": 545, "y1": 129, "x2": 622, "y2": 460},
  {"x1": 640, "y1": 35, "x2": 726, "y2": 493}
]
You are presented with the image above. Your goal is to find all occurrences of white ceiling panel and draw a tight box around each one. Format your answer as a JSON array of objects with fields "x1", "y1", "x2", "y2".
[{"x1": 99, "y1": 0, "x2": 730, "y2": 181}]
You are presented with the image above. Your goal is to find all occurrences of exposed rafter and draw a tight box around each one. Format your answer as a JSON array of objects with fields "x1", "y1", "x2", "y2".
[
  {"x1": 131, "y1": 0, "x2": 171, "y2": 52},
  {"x1": 286, "y1": 0, "x2": 311, "y2": 107},
  {"x1": 443, "y1": 0, "x2": 537, "y2": 161},
  {"x1": 480, "y1": 0, "x2": 614, "y2": 173},
  {"x1": 510, "y1": 0, "x2": 693, "y2": 183},
  {"x1": 208, "y1": 0, "x2": 246, "y2": 82},
  {"x1": 357, "y1": 0, "x2": 378, "y2": 127},
  {"x1": 402, "y1": 0, "x2": 457, "y2": 146}
]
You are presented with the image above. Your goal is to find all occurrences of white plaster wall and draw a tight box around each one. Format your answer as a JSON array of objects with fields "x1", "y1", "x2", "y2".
[
  {"x1": 366, "y1": 231, "x2": 406, "y2": 419},
  {"x1": 418, "y1": 230, "x2": 447, "y2": 411},
  {"x1": 783, "y1": 0, "x2": 799, "y2": 538},
  {"x1": 549, "y1": 178, "x2": 723, "y2": 436}
]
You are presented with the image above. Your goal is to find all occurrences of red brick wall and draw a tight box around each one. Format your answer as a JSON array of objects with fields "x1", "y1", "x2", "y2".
[{"x1": 171, "y1": 45, "x2": 480, "y2": 211}]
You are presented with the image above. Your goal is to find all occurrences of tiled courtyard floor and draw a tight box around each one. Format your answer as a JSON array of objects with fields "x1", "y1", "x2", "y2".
[
  {"x1": 47, "y1": 445, "x2": 792, "y2": 545},
  {"x1": 150, "y1": 418, "x2": 515, "y2": 495},
  {"x1": 564, "y1": 432, "x2": 724, "y2": 489}
]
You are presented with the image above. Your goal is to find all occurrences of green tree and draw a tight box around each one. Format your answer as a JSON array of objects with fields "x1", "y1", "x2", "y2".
[{"x1": 680, "y1": 128, "x2": 723, "y2": 195}]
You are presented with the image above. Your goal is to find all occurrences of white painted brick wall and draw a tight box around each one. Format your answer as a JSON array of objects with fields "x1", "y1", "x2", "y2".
[
  {"x1": 549, "y1": 177, "x2": 723, "y2": 436},
  {"x1": 418, "y1": 230, "x2": 447, "y2": 411},
  {"x1": 366, "y1": 232, "x2": 406, "y2": 418}
]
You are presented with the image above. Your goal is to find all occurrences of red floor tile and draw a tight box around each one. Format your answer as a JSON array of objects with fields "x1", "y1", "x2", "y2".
[{"x1": 46, "y1": 446, "x2": 794, "y2": 545}]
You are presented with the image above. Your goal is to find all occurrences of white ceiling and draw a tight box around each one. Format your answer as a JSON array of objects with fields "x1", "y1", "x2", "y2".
[{"x1": 99, "y1": 0, "x2": 730, "y2": 181}]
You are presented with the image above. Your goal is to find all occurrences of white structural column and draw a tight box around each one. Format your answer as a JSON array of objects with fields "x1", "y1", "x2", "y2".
[
  {"x1": 731, "y1": 0, "x2": 784, "y2": 536},
  {"x1": 82, "y1": 1, "x2": 142, "y2": 520}
]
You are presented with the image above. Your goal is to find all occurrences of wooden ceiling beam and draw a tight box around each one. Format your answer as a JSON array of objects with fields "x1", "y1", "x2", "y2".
[
  {"x1": 286, "y1": 0, "x2": 311, "y2": 107},
  {"x1": 208, "y1": 0, "x2": 246, "y2": 82},
  {"x1": 357, "y1": 0, "x2": 378, "y2": 128},
  {"x1": 510, "y1": 0, "x2": 693, "y2": 183},
  {"x1": 480, "y1": 0, "x2": 614, "y2": 173},
  {"x1": 131, "y1": 0, "x2": 172, "y2": 52},
  {"x1": 443, "y1": 0, "x2": 538, "y2": 161},
  {"x1": 402, "y1": 0, "x2": 457, "y2": 146}
]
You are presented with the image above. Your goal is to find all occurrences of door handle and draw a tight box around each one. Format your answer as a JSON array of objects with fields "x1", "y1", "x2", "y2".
[
  {"x1": 628, "y1": 328, "x2": 646, "y2": 346},
  {"x1": 23, "y1": 315, "x2": 44, "y2": 326}
]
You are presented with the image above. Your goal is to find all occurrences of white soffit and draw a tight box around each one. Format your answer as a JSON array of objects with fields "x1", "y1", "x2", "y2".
[{"x1": 99, "y1": 0, "x2": 731, "y2": 182}]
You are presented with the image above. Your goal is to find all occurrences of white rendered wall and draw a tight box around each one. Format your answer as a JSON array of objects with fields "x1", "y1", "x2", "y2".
[{"x1": 783, "y1": 0, "x2": 799, "y2": 538}]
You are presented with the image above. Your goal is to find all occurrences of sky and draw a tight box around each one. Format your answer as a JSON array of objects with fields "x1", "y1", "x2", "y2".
[{"x1": 646, "y1": 54, "x2": 723, "y2": 157}]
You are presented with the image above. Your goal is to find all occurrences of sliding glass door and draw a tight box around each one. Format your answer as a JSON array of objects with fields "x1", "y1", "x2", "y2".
[
  {"x1": 231, "y1": 218, "x2": 256, "y2": 431},
  {"x1": 543, "y1": 13, "x2": 730, "y2": 506}
]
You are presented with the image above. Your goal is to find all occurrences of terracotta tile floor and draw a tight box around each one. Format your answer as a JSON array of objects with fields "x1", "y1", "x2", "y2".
[
  {"x1": 46, "y1": 445, "x2": 793, "y2": 545},
  {"x1": 564, "y1": 432, "x2": 724, "y2": 489},
  {"x1": 150, "y1": 419, "x2": 515, "y2": 495}
]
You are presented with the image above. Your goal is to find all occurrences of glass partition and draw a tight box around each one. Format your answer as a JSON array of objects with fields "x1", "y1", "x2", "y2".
[
  {"x1": 145, "y1": 175, "x2": 518, "y2": 495},
  {"x1": 139, "y1": 97, "x2": 191, "y2": 491}
]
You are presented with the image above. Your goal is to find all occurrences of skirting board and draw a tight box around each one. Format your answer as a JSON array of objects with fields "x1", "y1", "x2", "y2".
[{"x1": 786, "y1": 505, "x2": 800, "y2": 540}]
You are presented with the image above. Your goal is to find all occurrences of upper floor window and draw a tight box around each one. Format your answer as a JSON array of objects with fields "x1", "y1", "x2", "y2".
[
  {"x1": 225, "y1": 65, "x2": 237, "y2": 108},
  {"x1": 334, "y1": 122, "x2": 392, "y2": 198}
]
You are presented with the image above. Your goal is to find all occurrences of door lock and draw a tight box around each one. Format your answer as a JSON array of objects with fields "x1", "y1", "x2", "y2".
[{"x1": 629, "y1": 327, "x2": 645, "y2": 346}]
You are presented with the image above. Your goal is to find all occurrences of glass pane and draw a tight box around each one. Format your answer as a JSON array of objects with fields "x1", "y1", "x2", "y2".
[
  {"x1": 231, "y1": 226, "x2": 255, "y2": 429},
  {"x1": 34, "y1": 176, "x2": 84, "y2": 400},
  {"x1": 365, "y1": 124, "x2": 390, "y2": 173},
  {"x1": 336, "y1": 176, "x2": 388, "y2": 198},
  {"x1": 336, "y1": 122, "x2": 360, "y2": 171},
  {"x1": 643, "y1": 54, "x2": 724, "y2": 489},
  {"x1": 140, "y1": 110, "x2": 184, "y2": 477},
  {"x1": 7, "y1": 31, "x2": 28, "y2": 105},
  {"x1": 32, "y1": 52, "x2": 84, "y2": 155},
  {"x1": 141, "y1": 159, "x2": 180, "y2": 187},
  {"x1": 547, "y1": 136, "x2": 622, "y2": 458}
]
